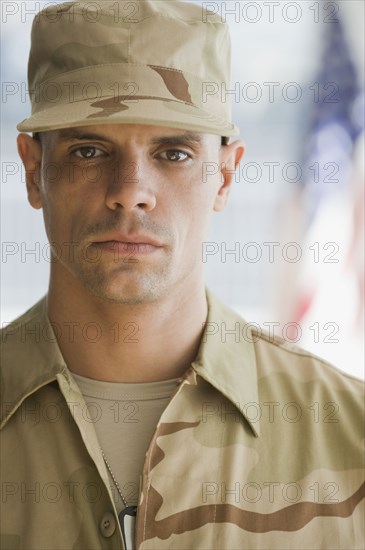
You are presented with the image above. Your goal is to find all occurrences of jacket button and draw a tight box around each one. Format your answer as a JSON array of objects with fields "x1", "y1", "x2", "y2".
[{"x1": 100, "y1": 512, "x2": 116, "y2": 538}]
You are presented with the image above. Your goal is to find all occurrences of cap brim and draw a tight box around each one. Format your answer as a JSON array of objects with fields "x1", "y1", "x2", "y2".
[{"x1": 17, "y1": 97, "x2": 239, "y2": 137}]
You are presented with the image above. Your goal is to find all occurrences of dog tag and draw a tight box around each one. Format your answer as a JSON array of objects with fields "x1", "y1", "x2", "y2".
[{"x1": 118, "y1": 506, "x2": 137, "y2": 550}]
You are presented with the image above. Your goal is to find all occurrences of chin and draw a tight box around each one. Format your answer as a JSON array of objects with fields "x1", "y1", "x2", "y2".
[{"x1": 83, "y1": 276, "x2": 169, "y2": 305}]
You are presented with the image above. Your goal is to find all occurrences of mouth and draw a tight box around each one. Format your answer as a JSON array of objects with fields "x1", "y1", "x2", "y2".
[{"x1": 91, "y1": 234, "x2": 164, "y2": 256}]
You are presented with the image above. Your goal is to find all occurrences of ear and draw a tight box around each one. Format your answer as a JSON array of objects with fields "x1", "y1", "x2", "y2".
[
  {"x1": 214, "y1": 140, "x2": 245, "y2": 212},
  {"x1": 17, "y1": 133, "x2": 43, "y2": 209}
]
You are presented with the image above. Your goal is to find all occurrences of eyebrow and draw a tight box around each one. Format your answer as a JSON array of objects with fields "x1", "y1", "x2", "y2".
[
  {"x1": 56, "y1": 129, "x2": 203, "y2": 146},
  {"x1": 57, "y1": 129, "x2": 109, "y2": 142},
  {"x1": 150, "y1": 133, "x2": 203, "y2": 147}
]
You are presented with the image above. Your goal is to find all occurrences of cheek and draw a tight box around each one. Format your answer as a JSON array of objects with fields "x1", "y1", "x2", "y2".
[
  {"x1": 171, "y1": 178, "x2": 218, "y2": 246},
  {"x1": 38, "y1": 182, "x2": 76, "y2": 244},
  {"x1": 39, "y1": 163, "x2": 105, "y2": 231}
]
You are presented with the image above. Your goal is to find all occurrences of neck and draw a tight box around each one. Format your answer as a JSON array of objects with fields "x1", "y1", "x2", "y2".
[{"x1": 47, "y1": 271, "x2": 207, "y2": 383}]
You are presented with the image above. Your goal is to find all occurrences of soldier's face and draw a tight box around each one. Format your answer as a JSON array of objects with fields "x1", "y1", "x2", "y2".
[{"x1": 19, "y1": 123, "x2": 243, "y2": 304}]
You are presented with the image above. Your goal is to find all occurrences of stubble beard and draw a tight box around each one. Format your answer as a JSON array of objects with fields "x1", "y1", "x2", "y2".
[{"x1": 72, "y1": 248, "x2": 176, "y2": 305}]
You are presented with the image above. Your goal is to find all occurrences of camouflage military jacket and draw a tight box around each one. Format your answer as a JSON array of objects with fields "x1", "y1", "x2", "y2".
[{"x1": 1, "y1": 291, "x2": 364, "y2": 549}]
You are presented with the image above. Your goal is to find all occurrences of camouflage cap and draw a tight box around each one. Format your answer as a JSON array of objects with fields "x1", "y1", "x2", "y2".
[{"x1": 17, "y1": 0, "x2": 239, "y2": 137}]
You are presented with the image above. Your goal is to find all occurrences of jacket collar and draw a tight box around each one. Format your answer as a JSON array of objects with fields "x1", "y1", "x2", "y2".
[
  {"x1": 192, "y1": 289, "x2": 259, "y2": 436},
  {"x1": 0, "y1": 297, "x2": 67, "y2": 428},
  {"x1": 1, "y1": 290, "x2": 259, "y2": 436}
]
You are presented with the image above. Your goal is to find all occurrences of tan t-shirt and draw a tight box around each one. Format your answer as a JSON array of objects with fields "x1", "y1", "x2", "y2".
[{"x1": 72, "y1": 373, "x2": 180, "y2": 513}]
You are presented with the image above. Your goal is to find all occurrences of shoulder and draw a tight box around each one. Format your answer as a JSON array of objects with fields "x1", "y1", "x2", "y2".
[
  {"x1": 1, "y1": 298, "x2": 52, "y2": 369},
  {"x1": 249, "y1": 325, "x2": 364, "y2": 437},
  {"x1": 1, "y1": 297, "x2": 65, "y2": 427},
  {"x1": 205, "y1": 287, "x2": 364, "y2": 397},
  {"x1": 1, "y1": 297, "x2": 47, "y2": 340},
  {"x1": 251, "y1": 324, "x2": 364, "y2": 393}
]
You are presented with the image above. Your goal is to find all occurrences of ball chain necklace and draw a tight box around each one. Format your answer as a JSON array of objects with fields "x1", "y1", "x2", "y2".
[{"x1": 101, "y1": 448, "x2": 137, "y2": 548}]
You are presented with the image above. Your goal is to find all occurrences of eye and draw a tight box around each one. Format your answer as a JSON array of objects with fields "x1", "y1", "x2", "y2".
[
  {"x1": 73, "y1": 146, "x2": 105, "y2": 159},
  {"x1": 159, "y1": 150, "x2": 190, "y2": 162}
]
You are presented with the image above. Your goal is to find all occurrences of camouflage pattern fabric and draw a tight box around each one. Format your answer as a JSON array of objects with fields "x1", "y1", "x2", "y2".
[
  {"x1": 17, "y1": 0, "x2": 239, "y2": 137},
  {"x1": 1, "y1": 290, "x2": 364, "y2": 548}
]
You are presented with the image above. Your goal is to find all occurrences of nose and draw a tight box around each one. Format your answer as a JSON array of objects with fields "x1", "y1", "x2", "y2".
[{"x1": 105, "y1": 159, "x2": 157, "y2": 212}]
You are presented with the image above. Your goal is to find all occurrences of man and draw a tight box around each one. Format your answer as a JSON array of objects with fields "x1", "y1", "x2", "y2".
[{"x1": 1, "y1": 1, "x2": 364, "y2": 549}]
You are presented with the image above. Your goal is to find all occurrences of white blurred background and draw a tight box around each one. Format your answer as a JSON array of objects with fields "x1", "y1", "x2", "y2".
[{"x1": 1, "y1": 0, "x2": 364, "y2": 378}]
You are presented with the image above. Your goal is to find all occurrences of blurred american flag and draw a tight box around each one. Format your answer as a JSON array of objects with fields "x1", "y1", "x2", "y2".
[{"x1": 283, "y1": 12, "x2": 364, "y2": 372}]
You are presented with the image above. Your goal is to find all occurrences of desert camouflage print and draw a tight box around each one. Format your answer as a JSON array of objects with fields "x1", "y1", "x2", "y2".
[
  {"x1": 17, "y1": 0, "x2": 239, "y2": 136},
  {"x1": 1, "y1": 290, "x2": 364, "y2": 548}
]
